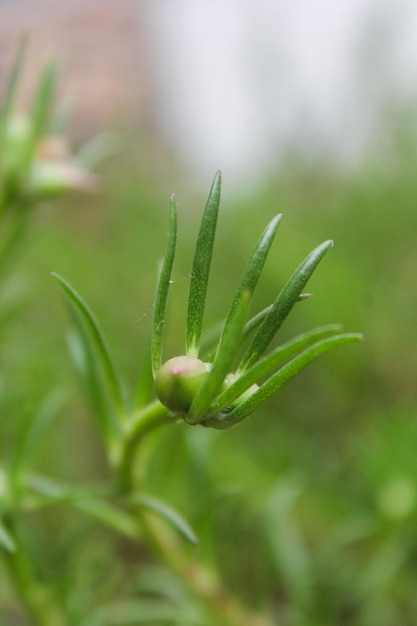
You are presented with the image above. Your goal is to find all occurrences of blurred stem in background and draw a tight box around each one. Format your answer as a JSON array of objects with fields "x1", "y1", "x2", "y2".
[{"x1": 0, "y1": 41, "x2": 107, "y2": 626}]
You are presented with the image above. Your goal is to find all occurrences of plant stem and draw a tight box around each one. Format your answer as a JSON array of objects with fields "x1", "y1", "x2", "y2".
[
  {"x1": 117, "y1": 400, "x2": 172, "y2": 490},
  {"x1": 117, "y1": 400, "x2": 274, "y2": 626},
  {"x1": 3, "y1": 515, "x2": 67, "y2": 626},
  {"x1": 139, "y1": 510, "x2": 274, "y2": 626}
]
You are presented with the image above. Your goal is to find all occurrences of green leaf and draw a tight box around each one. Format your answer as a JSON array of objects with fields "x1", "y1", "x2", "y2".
[
  {"x1": 0, "y1": 37, "x2": 28, "y2": 162},
  {"x1": 67, "y1": 329, "x2": 120, "y2": 454},
  {"x1": 26, "y1": 61, "x2": 57, "y2": 158},
  {"x1": 75, "y1": 499, "x2": 140, "y2": 541},
  {"x1": 224, "y1": 213, "x2": 281, "y2": 323},
  {"x1": 215, "y1": 332, "x2": 363, "y2": 427},
  {"x1": 151, "y1": 196, "x2": 177, "y2": 377},
  {"x1": 52, "y1": 273, "x2": 126, "y2": 421},
  {"x1": 26, "y1": 474, "x2": 140, "y2": 539},
  {"x1": 240, "y1": 240, "x2": 333, "y2": 370},
  {"x1": 134, "y1": 330, "x2": 154, "y2": 409},
  {"x1": 188, "y1": 290, "x2": 250, "y2": 422},
  {"x1": 213, "y1": 324, "x2": 343, "y2": 413},
  {"x1": 186, "y1": 171, "x2": 221, "y2": 357},
  {"x1": 131, "y1": 494, "x2": 198, "y2": 545},
  {"x1": 8, "y1": 391, "x2": 65, "y2": 495},
  {"x1": 0, "y1": 519, "x2": 16, "y2": 553}
]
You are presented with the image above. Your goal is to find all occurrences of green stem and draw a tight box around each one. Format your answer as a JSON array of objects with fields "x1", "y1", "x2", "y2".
[
  {"x1": 117, "y1": 400, "x2": 274, "y2": 626},
  {"x1": 139, "y1": 510, "x2": 273, "y2": 626},
  {"x1": 3, "y1": 515, "x2": 67, "y2": 626},
  {"x1": 117, "y1": 400, "x2": 172, "y2": 490}
]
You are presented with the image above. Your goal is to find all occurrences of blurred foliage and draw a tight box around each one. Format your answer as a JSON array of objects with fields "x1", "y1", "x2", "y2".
[{"x1": 1, "y1": 112, "x2": 417, "y2": 623}]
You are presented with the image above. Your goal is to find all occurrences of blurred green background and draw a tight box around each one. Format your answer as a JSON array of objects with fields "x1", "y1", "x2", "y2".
[{"x1": 1, "y1": 127, "x2": 416, "y2": 624}]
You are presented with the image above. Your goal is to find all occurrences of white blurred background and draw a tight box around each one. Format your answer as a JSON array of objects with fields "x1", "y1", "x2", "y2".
[
  {"x1": 143, "y1": 0, "x2": 417, "y2": 187},
  {"x1": 2, "y1": 0, "x2": 417, "y2": 190}
]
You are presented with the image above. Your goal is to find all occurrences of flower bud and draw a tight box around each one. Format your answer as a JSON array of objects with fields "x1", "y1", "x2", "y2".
[
  {"x1": 155, "y1": 356, "x2": 210, "y2": 414},
  {"x1": 28, "y1": 160, "x2": 98, "y2": 198}
]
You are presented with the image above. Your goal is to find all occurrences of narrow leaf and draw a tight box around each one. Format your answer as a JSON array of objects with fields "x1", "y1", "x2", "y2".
[
  {"x1": 26, "y1": 474, "x2": 139, "y2": 539},
  {"x1": 189, "y1": 290, "x2": 250, "y2": 421},
  {"x1": 8, "y1": 391, "x2": 65, "y2": 494},
  {"x1": 224, "y1": 214, "x2": 281, "y2": 323},
  {"x1": 0, "y1": 37, "x2": 28, "y2": 160},
  {"x1": 52, "y1": 273, "x2": 126, "y2": 419},
  {"x1": 213, "y1": 324, "x2": 343, "y2": 412},
  {"x1": 151, "y1": 196, "x2": 177, "y2": 377},
  {"x1": 0, "y1": 520, "x2": 16, "y2": 553},
  {"x1": 186, "y1": 170, "x2": 221, "y2": 357},
  {"x1": 134, "y1": 329, "x2": 154, "y2": 408},
  {"x1": 67, "y1": 329, "x2": 120, "y2": 453},
  {"x1": 132, "y1": 494, "x2": 198, "y2": 545},
  {"x1": 27, "y1": 62, "x2": 57, "y2": 149},
  {"x1": 240, "y1": 240, "x2": 333, "y2": 370},
  {"x1": 220, "y1": 333, "x2": 363, "y2": 426}
]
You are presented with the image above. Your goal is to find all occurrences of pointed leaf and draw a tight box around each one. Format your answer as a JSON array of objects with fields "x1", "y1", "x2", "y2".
[
  {"x1": 215, "y1": 333, "x2": 363, "y2": 427},
  {"x1": 131, "y1": 494, "x2": 198, "y2": 545},
  {"x1": 52, "y1": 273, "x2": 126, "y2": 420},
  {"x1": 189, "y1": 290, "x2": 250, "y2": 422},
  {"x1": 200, "y1": 295, "x2": 312, "y2": 359},
  {"x1": 213, "y1": 324, "x2": 343, "y2": 412},
  {"x1": 151, "y1": 196, "x2": 177, "y2": 377},
  {"x1": 240, "y1": 240, "x2": 333, "y2": 370},
  {"x1": 224, "y1": 213, "x2": 281, "y2": 323},
  {"x1": 186, "y1": 171, "x2": 221, "y2": 357}
]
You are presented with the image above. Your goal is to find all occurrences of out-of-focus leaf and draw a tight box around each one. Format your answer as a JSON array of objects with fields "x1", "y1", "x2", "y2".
[
  {"x1": 67, "y1": 329, "x2": 120, "y2": 455},
  {"x1": 75, "y1": 131, "x2": 120, "y2": 169},
  {"x1": 25, "y1": 62, "x2": 57, "y2": 163},
  {"x1": 8, "y1": 391, "x2": 64, "y2": 495},
  {"x1": 52, "y1": 273, "x2": 126, "y2": 423},
  {"x1": 26, "y1": 474, "x2": 139, "y2": 539},
  {"x1": 83, "y1": 599, "x2": 182, "y2": 626},
  {"x1": 0, "y1": 37, "x2": 28, "y2": 163},
  {"x1": 131, "y1": 494, "x2": 198, "y2": 545},
  {"x1": 264, "y1": 477, "x2": 313, "y2": 608},
  {"x1": 0, "y1": 519, "x2": 16, "y2": 553}
]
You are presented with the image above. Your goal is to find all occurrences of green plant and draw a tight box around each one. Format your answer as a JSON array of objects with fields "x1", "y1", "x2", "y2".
[{"x1": 0, "y1": 46, "x2": 362, "y2": 626}]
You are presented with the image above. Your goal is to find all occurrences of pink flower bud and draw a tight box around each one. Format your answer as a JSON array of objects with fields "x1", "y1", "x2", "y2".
[{"x1": 155, "y1": 356, "x2": 210, "y2": 414}]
